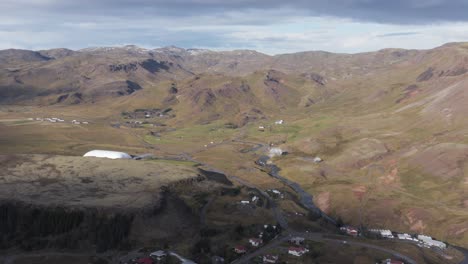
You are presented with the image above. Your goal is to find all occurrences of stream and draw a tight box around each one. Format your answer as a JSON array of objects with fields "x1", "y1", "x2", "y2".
[{"x1": 258, "y1": 155, "x2": 337, "y2": 225}]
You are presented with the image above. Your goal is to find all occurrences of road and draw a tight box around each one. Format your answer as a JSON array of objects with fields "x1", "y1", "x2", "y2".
[
  {"x1": 131, "y1": 137, "x2": 468, "y2": 264},
  {"x1": 454, "y1": 246, "x2": 468, "y2": 264}
]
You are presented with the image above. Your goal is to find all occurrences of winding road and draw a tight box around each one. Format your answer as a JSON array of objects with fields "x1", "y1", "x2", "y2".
[{"x1": 132, "y1": 136, "x2": 467, "y2": 264}]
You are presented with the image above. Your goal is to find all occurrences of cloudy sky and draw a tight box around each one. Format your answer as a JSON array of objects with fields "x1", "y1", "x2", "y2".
[{"x1": 2, "y1": 0, "x2": 468, "y2": 54}]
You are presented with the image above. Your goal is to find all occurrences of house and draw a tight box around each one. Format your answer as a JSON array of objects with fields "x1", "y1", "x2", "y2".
[
  {"x1": 252, "y1": 196, "x2": 259, "y2": 203},
  {"x1": 211, "y1": 256, "x2": 225, "y2": 263},
  {"x1": 136, "y1": 257, "x2": 154, "y2": 264},
  {"x1": 234, "y1": 245, "x2": 247, "y2": 254},
  {"x1": 274, "y1": 120, "x2": 283, "y2": 125},
  {"x1": 262, "y1": 254, "x2": 278, "y2": 263},
  {"x1": 240, "y1": 200, "x2": 250, "y2": 205},
  {"x1": 288, "y1": 247, "x2": 309, "y2": 257},
  {"x1": 340, "y1": 226, "x2": 358, "y2": 237},
  {"x1": 249, "y1": 238, "x2": 263, "y2": 247},
  {"x1": 258, "y1": 126, "x2": 265, "y2": 131},
  {"x1": 417, "y1": 235, "x2": 446, "y2": 249},
  {"x1": 150, "y1": 250, "x2": 166, "y2": 260},
  {"x1": 381, "y1": 259, "x2": 404, "y2": 264},
  {"x1": 289, "y1": 236, "x2": 305, "y2": 245}
]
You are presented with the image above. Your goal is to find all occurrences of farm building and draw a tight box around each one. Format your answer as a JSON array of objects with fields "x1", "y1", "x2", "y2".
[{"x1": 83, "y1": 150, "x2": 132, "y2": 159}]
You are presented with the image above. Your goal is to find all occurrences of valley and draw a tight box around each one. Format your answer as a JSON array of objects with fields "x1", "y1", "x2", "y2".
[{"x1": 1, "y1": 43, "x2": 468, "y2": 263}]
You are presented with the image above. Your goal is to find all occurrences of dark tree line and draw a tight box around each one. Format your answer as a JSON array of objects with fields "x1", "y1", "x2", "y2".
[{"x1": 0, "y1": 202, "x2": 133, "y2": 252}]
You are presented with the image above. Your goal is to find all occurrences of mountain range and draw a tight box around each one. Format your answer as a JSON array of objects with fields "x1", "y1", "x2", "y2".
[{"x1": 1, "y1": 42, "x2": 468, "y2": 248}]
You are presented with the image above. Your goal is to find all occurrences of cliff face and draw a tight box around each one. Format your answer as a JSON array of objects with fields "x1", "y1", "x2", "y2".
[
  {"x1": 0, "y1": 154, "x2": 205, "y2": 253},
  {"x1": 0, "y1": 188, "x2": 203, "y2": 253}
]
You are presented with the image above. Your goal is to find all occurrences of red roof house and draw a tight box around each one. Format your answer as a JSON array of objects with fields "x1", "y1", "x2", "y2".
[
  {"x1": 288, "y1": 247, "x2": 309, "y2": 257},
  {"x1": 234, "y1": 245, "x2": 247, "y2": 254},
  {"x1": 136, "y1": 257, "x2": 154, "y2": 264}
]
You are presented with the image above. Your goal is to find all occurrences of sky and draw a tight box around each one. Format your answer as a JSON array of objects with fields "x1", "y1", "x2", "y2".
[{"x1": 2, "y1": 0, "x2": 468, "y2": 54}]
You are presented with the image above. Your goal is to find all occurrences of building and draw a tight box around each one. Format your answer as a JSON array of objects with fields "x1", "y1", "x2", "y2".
[
  {"x1": 258, "y1": 126, "x2": 265, "y2": 131},
  {"x1": 369, "y1": 229, "x2": 394, "y2": 239},
  {"x1": 417, "y1": 235, "x2": 447, "y2": 249},
  {"x1": 249, "y1": 238, "x2": 263, "y2": 247},
  {"x1": 83, "y1": 150, "x2": 132, "y2": 159},
  {"x1": 268, "y1": 147, "x2": 283, "y2": 157},
  {"x1": 211, "y1": 256, "x2": 225, "y2": 264},
  {"x1": 397, "y1": 233, "x2": 413, "y2": 240},
  {"x1": 274, "y1": 120, "x2": 284, "y2": 125},
  {"x1": 150, "y1": 250, "x2": 166, "y2": 260},
  {"x1": 262, "y1": 254, "x2": 279, "y2": 263},
  {"x1": 289, "y1": 236, "x2": 305, "y2": 245},
  {"x1": 340, "y1": 226, "x2": 358, "y2": 237},
  {"x1": 252, "y1": 196, "x2": 259, "y2": 203},
  {"x1": 288, "y1": 247, "x2": 309, "y2": 257},
  {"x1": 234, "y1": 245, "x2": 247, "y2": 254},
  {"x1": 240, "y1": 200, "x2": 250, "y2": 205}
]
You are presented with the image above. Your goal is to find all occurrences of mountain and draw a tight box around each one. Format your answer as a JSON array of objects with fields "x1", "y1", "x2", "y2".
[{"x1": 1, "y1": 42, "x2": 468, "y2": 251}]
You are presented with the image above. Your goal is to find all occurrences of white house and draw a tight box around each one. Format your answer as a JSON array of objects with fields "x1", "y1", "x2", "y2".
[
  {"x1": 240, "y1": 200, "x2": 250, "y2": 205},
  {"x1": 263, "y1": 255, "x2": 278, "y2": 263},
  {"x1": 274, "y1": 120, "x2": 284, "y2": 125},
  {"x1": 249, "y1": 238, "x2": 263, "y2": 247},
  {"x1": 288, "y1": 247, "x2": 308, "y2": 257},
  {"x1": 150, "y1": 250, "x2": 167, "y2": 260},
  {"x1": 83, "y1": 150, "x2": 132, "y2": 159}
]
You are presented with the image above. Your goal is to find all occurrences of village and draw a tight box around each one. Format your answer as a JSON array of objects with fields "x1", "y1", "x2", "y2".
[{"x1": 340, "y1": 225, "x2": 447, "y2": 250}]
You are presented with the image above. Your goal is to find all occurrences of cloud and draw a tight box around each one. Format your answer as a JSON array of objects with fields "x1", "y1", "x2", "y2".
[
  {"x1": 1, "y1": 0, "x2": 468, "y2": 53},
  {"x1": 3, "y1": 0, "x2": 468, "y2": 24},
  {"x1": 376, "y1": 32, "x2": 420, "y2": 38}
]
